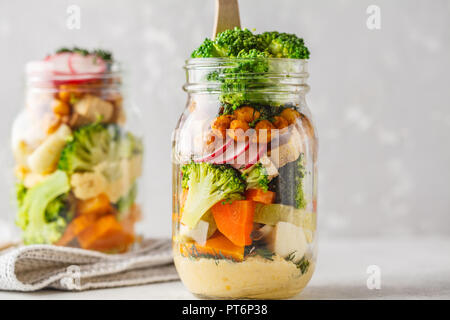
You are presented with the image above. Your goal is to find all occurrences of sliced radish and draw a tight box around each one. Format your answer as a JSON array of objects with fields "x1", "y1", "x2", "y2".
[
  {"x1": 194, "y1": 138, "x2": 232, "y2": 163},
  {"x1": 230, "y1": 142, "x2": 268, "y2": 170},
  {"x1": 211, "y1": 140, "x2": 250, "y2": 165},
  {"x1": 243, "y1": 142, "x2": 267, "y2": 169},
  {"x1": 45, "y1": 52, "x2": 72, "y2": 75},
  {"x1": 69, "y1": 53, "x2": 107, "y2": 74}
]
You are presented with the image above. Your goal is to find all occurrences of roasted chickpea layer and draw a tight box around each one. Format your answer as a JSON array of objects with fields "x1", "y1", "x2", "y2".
[
  {"x1": 233, "y1": 106, "x2": 260, "y2": 123},
  {"x1": 228, "y1": 119, "x2": 250, "y2": 141},
  {"x1": 280, "y1": 108, "x2": 301, "y2": 125},
  {"x1": 253, "y1": 120, "x2": 276, "y2": 143},
  {"x1": 211, "y1": 115, "x2": 235, "y2": 138}
]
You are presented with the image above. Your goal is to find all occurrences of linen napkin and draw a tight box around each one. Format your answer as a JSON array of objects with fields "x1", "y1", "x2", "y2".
[{"x1": 0, "y1": 238, "x2": 179, "y2": 291}]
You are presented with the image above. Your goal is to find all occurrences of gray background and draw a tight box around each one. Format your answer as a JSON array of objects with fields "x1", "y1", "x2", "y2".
[{"x1": 0, "y1": 0, "x2": 449, "y2": 241}]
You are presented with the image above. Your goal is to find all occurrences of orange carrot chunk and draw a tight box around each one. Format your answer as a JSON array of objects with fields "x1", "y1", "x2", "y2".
[
  {"x1": 180, "y1": 233, "x2": 245, "y2": 262},
  {"x1": 211, "y1": 200, "x2": 255, "y2": 247},
  {"x1": 245, "y1": 189, "x2": 276, "y2": 204},
  {"x1": 55, "y1": 214, "x2": 98, "y2": 246},
  {"x1": 78, "y1": 214, "x2": 134, "y2": 252},
  {"x1": 77, "y1": 193, "x2": 113, "y2": 217}
]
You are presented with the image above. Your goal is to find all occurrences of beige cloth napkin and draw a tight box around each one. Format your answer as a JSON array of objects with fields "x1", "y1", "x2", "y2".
[{"x1": 0, "y1": 238, "x2": 179, "y2": 291}]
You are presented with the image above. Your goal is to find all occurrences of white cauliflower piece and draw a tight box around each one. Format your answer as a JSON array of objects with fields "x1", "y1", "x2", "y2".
[
  {"x1": 70, "y1": 171, "x2": 108, "y2": 200},
  {"x1": 70, "y1": 155, "x2": 143, "y2": 202},
  {"x1": 27, "y1": 124, "x2": 72, "y2": 174}
]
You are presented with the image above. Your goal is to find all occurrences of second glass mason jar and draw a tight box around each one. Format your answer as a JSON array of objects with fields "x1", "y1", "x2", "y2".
[
  {"x1": 172, "y1": 58, "x2": 318, "y2": 299},
  {"x1": 12, "y1": 51, "x2": 144, "y2": 252}
]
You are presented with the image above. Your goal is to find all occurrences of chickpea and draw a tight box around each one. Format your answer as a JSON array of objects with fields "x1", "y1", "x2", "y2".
[
  {"x1": 228, "y1": 119, "x2": 250, "y2": 141},
  {"x1": 280, "y1": 108, "x2": 301, "y2": 125},
  {"x1": 205, "y1": 132, "x2": 216, "y2": 145},
  {"x1": 52, "y1": 99, "x2": 71, "y2": 116},
  {"x1": 233, "y1": 106, "x2": 260, "y2": 122},
  {"x1": 253, "y1": 120, "x2": 276, "y2": 143},
  {"x1": 272, "y1": 116, "x2": 289, "y2": 130},
  {"x1": 211, "y1": 115, "x2": 235, "y2": 138},
  {"x1": 58, "y1": 84, "x2": 81, "y2": 103}
]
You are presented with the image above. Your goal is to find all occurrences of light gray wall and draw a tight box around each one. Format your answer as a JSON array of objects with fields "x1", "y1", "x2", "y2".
[{"x1": 0, "y1": 0, "x2": 449, "y2": 240}]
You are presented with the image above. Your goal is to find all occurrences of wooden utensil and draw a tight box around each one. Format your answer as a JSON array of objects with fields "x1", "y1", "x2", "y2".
[
  {"x1": 0, "y1": 242, "x2": 18, "y2": 252},
  {"x1": 213, "y1": 0, "x2": 241, "y2": 39}
]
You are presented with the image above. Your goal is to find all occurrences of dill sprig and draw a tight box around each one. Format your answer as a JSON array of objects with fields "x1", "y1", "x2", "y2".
[
  {"x1": 55, "y1": 47, "x2": 113, "y2": 62},
  {"x1": 244, "y1": 245, "x2": 275, "y2": 261},
  {"x1": 181, "y1": 243, "x2": 237, "y2": 263},
  {"x1": 285, "y1": 252, "x2": 310, "y2": 274}
]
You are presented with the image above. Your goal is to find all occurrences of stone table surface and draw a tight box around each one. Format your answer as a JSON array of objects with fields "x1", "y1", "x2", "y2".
[{"x1": 1, "y1": 236, "x2": 449, "y2": 300}]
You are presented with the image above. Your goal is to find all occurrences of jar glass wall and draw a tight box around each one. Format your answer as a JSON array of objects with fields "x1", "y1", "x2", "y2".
[
  {"x1": 12, "y1": 55, "x2": 144, "y2": 252},
  {"x1": 172, "y1": 58, "x2": 318, "y2": 299}
]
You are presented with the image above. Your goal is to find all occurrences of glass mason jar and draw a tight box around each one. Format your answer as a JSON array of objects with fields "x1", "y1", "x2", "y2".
[
  {"x1": 11, "y1": 55, "x2": 144, "y2": 252},
  {"x1": 172, "y1": 58, "x2": 318, "y2": 299}
]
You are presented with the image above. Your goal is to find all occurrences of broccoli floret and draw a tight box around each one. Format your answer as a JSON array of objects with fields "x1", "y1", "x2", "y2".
[
  {"x1": 16, "y1": 170, "x2": 71, "y2": 245},
  {"x1": 190, "y1": 28, "x2": 309, "y2": 110},
  {"x1": 115, "y1": 183, "x2": 138, "y2": 218},
  {"x1": 118, "y1": 132, "x2": 144, "y2": 158},
  {"x1": 241, "y1": 163, "x2": 269, "y2": 191},
  {"x1": 180, "y1": 162, "x2": 246, "y2": 228},
  {"x1": 191, "y1": 28, "x2": 266, "y2": 58},
  {"x1": 58, "y1": 123, "x2": 142, "y2": 174},
  {"x1": 45, "y1": 196, "x2": 67, "y2": 221},
  {"x1": 259, "y1": 31, "x2": 310, "y2": 59},
  {"x1": 191, "y1": 28, "x2": 309, "y2": 60},
  {"x1": 15, "y1": 182, "x2": 27, "y2": 208},
  {"x1": 58, "y1": 123, "x2": 112, "y2": 174}
]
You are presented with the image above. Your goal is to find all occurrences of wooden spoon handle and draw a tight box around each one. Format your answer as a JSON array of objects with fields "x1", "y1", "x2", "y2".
[
  {"x1": 213, "y1": 0, "x2": 241, "y2": 39},
  {"x1": 0, "y1": 242, "x2": 18, "y2": 252}
]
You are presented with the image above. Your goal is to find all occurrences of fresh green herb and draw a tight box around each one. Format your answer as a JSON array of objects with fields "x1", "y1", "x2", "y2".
[
  {"x1": 285, "y1": 252, "x2": 310, "y2": 274},
  {"x1": 182, "y1": 243, "x2": 237, "y2": 263},
  {"x1": 55, "y1": 47, "x2": 113, "y2": 62},
  {"x1": 244, "y1": 245, "x2": 275, "y2": 261}
]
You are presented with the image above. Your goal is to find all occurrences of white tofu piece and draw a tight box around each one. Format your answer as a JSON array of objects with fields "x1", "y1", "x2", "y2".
[
  {"x1": 270, "y1": 125, "x2": 302, "y2": 169},
  {"x1": 179, "y1": 220, "x2": 210, "y2": 246},
  {"x1": 74, "y1": 94, "x2": 113, "y2": 123},
  {"x1": 268, "y1": 221, "x2": 308, "y2": 262},
  {"x1": 259, "y1": 154, "x2": 279, "y2": 179}
]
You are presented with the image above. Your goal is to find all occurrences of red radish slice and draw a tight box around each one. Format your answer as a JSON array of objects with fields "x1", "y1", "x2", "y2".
[
  {"x1": 243, "y1": 142, "x2": 267, "y2": 169},
  {"x1": 211, "y1": 140, "x2": 250, "y2": 165},
  {"x1": 69, "y1": 53, "x2": 107, "y2": 74},
  {"x1": 194, "y1": 139, "x2": 232, "y2": 163},
  {"x1": 230, "y1": 142, "x2": 268, "y2": 170},
  {"x1": 45, "y1": 52, "x2": 72, "y2": 75}
]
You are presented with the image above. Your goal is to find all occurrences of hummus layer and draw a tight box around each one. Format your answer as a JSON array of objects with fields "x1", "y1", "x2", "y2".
[{"x1": 174, "y1": 254, "x2": 315, "y2": 299}]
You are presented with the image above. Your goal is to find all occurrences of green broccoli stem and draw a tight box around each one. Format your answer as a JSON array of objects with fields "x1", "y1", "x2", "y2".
[
  {"x1": 180, "y1": 162, "x2": 245, "y2": 229},
  {"x1": 18, "y1": 170, "x2": 70, "y2": 244}
]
